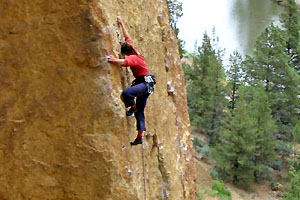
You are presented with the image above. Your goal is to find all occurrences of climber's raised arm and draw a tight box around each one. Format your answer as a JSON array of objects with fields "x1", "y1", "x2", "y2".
[{"x1": 117, "y1": 16, "x2": 133, "y2": 46}]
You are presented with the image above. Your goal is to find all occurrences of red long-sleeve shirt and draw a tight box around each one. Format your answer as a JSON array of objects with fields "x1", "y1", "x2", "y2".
[{"x1": 122, "y1": 36, "x2": 149, "y2": 78}]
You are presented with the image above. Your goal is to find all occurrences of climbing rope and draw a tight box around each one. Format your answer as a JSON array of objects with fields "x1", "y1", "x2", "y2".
[{"x1": 141, "y1": 140, "x2": 146, "y2": 200}]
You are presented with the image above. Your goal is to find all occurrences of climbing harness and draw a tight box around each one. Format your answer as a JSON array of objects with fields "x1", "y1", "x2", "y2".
[
  {"x1": 145, "y1": 74, "x2": 156, "y2": 94},
  {"x1": 131, "y1": 76, "x2": 145, "y2": 85},
  {"x1": 130, "y1": 74, "x2": 156, "y2": 95}
]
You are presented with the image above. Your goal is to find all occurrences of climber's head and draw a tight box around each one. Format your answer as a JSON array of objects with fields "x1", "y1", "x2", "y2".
[{"x1": 121, "y1": 42, "x2": 135, "y2": 56}]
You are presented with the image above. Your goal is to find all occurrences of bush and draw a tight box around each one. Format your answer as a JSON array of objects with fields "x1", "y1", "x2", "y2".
[
  {"x1": 196, "y1": 185, "x2": 204, "y2": 200},
  {"x1": 209, "y1": 168, "x2": 219, "y2": 180},
  {"x1": 272, "y1": 160, "x2": 283, "y2": 171},
  {"x1": 276, "y1": 140, "x2": 292, "y2": 157},
  {"x1": 193, "y1": 137, "x2": 203, "y2": 148},
  {"x1": 211, "y1": 180, "x2": 232, "y2": 200},
  {"x1": 282, "y1": 167, "x2": 300, "y2": 200},
  {"x1": 200, "y1": 144, "x2": 212, "y2": 159},
  {"x1": 193, "y1": 137, "x2": 203, "y2": 153},
  {"x1": 290, "y1": 148, "x2": 300, "y2": 170},
  {"x1": 196, "y1": 192, "x2": 203, "y2": 200},
  {"x1": 270, "y1": 180, "x2": 277, "y2": 191},
  {"x1": 193, "y1": 137, "x2": 212, "y2": 159},
  {"x1": 257, "y1": 165, "x2": 274, "y2": 180}
]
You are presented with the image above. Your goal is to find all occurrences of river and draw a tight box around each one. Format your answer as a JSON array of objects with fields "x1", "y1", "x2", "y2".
[{"x1": 177, "y1": 0, "x2": 283, "y2": 61}]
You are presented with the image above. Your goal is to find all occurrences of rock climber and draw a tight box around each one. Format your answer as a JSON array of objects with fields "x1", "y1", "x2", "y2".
[{"x1": 107, "y1": 16, "x2": 155, "y2": 146}]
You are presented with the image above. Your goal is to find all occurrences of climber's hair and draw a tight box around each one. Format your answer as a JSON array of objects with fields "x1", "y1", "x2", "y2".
[{"x1": 121, "y1": 42, "x2": 135, "y2": 55}]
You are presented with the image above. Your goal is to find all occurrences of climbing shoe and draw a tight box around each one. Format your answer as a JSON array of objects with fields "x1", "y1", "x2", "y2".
[
  {"x1": 126, "y1": 106, "x2": 137, "y2": 116},
  {"x1": 130, "y1": 138, "x2": 142, "y2": 146}
]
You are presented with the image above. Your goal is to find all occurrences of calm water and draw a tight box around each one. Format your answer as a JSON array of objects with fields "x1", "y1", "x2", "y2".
[{"x1": 178, "y1": 0, "x2": 283, "y2": 61}]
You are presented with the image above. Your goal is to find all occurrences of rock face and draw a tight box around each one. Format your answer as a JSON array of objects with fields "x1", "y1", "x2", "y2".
[{"x1": 0, "y1": 0, "x2": 196, "y2": 199}]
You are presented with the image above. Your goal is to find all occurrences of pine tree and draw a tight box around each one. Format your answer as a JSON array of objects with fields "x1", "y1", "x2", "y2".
[
  {"x1": 184, "y1": 33, "x2": 228, "y2": 143},
  {"x1": 280, "y1": 0, "x2": 300, "y2": 70},
  {"x1": 184, "y1": 52, "x2": 203, "y2": 130},
  {"x1": 244, "y1": 24, "x2": 300, "y2": 140},
  {"x1": 249, "y1": 86, "x2": 277, "y2": 181},
  {"x1": 200, "y1": 34, "x2": 228, "y2": 143},
  {"x1": 216, "y1": 86, "x2": 277, "y2": 185},
  {"x1": 215, "y1": 87, "x2": 256, "y2": 186},
  {"x1": 227, "y1": 51, "x2": 244, "y2": 110},
  {"x1": 166, "y1": 0, "x2": 185, "y2": 58}
]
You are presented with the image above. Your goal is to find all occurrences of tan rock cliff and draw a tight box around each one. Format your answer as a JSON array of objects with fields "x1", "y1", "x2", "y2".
[{"x1": 0, "y1": 0, "x2": 196, "y2": 199}]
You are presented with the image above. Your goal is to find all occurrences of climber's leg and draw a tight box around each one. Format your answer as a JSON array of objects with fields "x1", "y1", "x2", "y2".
[
  {"x1": 130, "y1": 91, "x2": 149, "y2": 146},
  {"x1": 121, "y1": 83, "x2": 147, "y2": 108},
  {"x1": 134, "y1": 92, "x2": 150, "y2": 131}
]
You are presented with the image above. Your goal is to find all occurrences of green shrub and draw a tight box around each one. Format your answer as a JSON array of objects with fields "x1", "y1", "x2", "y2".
[
  {"x1": 195, "y1": 146, "x2": 201, "y2": 153},
  {"x1": 282, "y1": 167, "x2": 300, "y2": 200},
  {"x1": 270, "y1": 180, "x2": 276, "y2": 191},
  {"x1": 257, "y1": 165, "x2": 274, "y2": 181},
  {"x1": 196, "y1": 192, "x2": 203, "y2": 200},
  {"x1": 211, "y1": 180, "x2": 232, "y2": 200},
  {"x1": 193, "y1": 137, "x2": 203, "y2": 148},
  {"x1": 193, "y1": 137, "x2": 212, "y2": 159},
  {"x1": 271, "y1": 160, "x2": 283, "y2": 171},
  {"x1": 196, "y1": 185, "x2": 204, "y2": 200},
  {"x1": 209, "y1": 168, "x2": 219, "y2": 180},
  {"x1": 200, "y1": 144, "x2": 212, "y2": 159},
  {"x1": 276, "y1": 140, "x2": 292, "y2": 157}
]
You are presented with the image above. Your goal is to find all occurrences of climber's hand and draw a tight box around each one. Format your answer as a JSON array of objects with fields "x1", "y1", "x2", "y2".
[
  {"x1": 107, "y1": 55, "x2": 125, "y2": 66},
  {"x1": 107, "y1": 55, "x2": 115, "y2": 62},
  {"x1": 117, "y1": 16, "x2": 123, "y2": 26}
]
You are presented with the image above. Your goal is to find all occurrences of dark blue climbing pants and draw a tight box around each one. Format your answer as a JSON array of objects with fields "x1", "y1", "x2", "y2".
[{"x1": 122, "y1": 82, "x2": 150, "y2": 131}]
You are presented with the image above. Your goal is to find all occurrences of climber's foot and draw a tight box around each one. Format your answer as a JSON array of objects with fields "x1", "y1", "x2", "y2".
[
  {"x1": 130, "y1": 138, "x2": 142, "y2": 146},
  {"x1": 126, "y1": 107, "x2": 137, "y2": 116}
]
